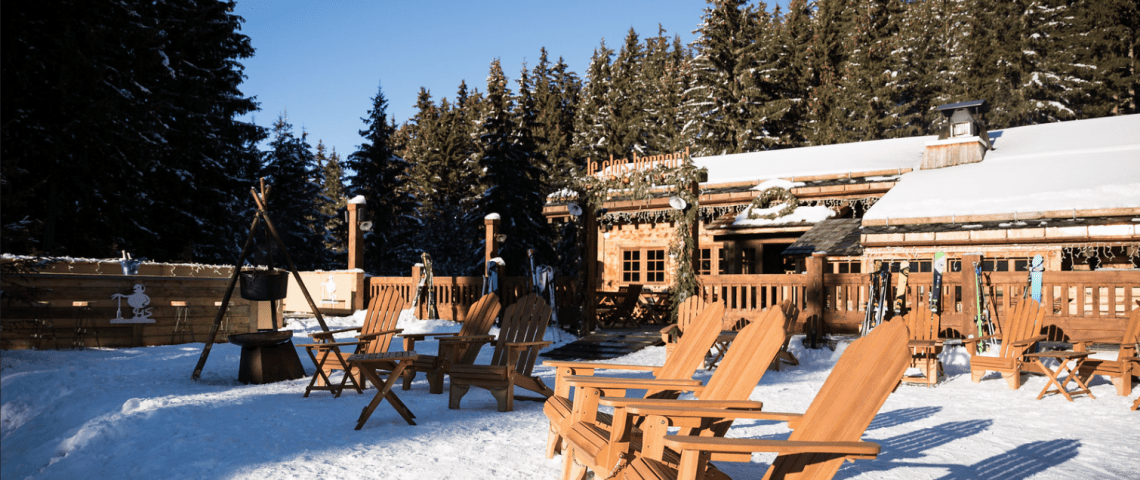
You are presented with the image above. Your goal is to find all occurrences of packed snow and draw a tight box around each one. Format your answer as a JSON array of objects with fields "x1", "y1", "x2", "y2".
[{"x1": 3, "y1": 310, "x2": 1138, "y2": 479}]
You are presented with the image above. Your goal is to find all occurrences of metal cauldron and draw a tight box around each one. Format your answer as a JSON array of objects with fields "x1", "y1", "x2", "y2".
[{"x1": 239, "y1": 270, "x2": 289, "y2": 301}]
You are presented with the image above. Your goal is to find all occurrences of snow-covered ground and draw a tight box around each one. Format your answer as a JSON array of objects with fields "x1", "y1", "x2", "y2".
[{"x1": 3, "y1": 311, "x2": 1138, "y2": 479}]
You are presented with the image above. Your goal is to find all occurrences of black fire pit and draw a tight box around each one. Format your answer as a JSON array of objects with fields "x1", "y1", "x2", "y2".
[{"x1": 227, "y1": 331, "x2": 305, "y2": 384}]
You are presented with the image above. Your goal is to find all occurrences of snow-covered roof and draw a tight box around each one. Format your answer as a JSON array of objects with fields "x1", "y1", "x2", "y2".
[
  {"x1": 693, "y1": 135, "x2": 930, "y2": 184},
  {"x1": 865, "y1": 114, "x2": 1140, "y2": 222}
]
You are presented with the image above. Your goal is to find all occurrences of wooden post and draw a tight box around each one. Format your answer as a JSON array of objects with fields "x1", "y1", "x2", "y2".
[
  {"x1": 962, "y1": 253, "x2": 983, "y2": 339},
  {"x1": 804, "y1": 252, "x2": 826, "y2": 334},
  {"x1": 411, "y1": 263, "x2": 425, "y2": 319},
  {"x1": 689, "y1": 181, "x2": 701, "y2": 279},
  {"x1": 347, "y1": 199, "x2": 365, "y2": 271},
  {"x1": 484, "y1": 214, "x2": 501, "y2": 276},
  {"x1": 584, "y1": 208, "x2": 599, "y2": 335}
]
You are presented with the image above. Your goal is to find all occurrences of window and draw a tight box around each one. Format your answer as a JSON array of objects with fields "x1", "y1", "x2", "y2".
[
  {"x1": 741, "y1": 248, "x2": 756, "y2": 274},
  {"x1": 622, "y1": 250, "x2": 640, "y2": 282},
  {"x1": 981, "y1": 257, "x2": 1030, "y2": 272},
  {"x1": 718, "y1": 249, "x2": 728, "y2": 274},
  {"x1": 622, "y1": 248, "x2": 667, "y2": 284},
  {"x1": 827, "y1": 260, "x2": 862, "y2": 274},
  {"x1": 699, "y1": 248, "x2": 713, "y2": 276}
]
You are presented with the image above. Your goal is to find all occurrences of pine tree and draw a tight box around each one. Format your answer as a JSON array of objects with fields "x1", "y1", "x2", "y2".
[
  {"x1": 316, "y1": 143, "x2": 347, "y2": 256},
  {"x1": 643, "y1": 30, "x2": 693, "y2": 154},
  {"x1": 1, "y1": 0, "x2": 263, "y2": 261},
  {"x1": 608, "y1": 28, "x2": 651, "y2": 156},
  {"x1": 473, "y1": 59, "x2": 554, "y2": 276},
  {"x1": 345, "y1": 85, "x2": 420, "y2": 275},
  {"x1": 685, "y1": 0, "x2": 768, "y2": 154},
  {"x1": 572, "y1": 41, "x2": 616, "y2": 164},
  {"x1": 261, "y1": 115, "x2": 331, "y2": 270},
  {"x1": 805, "y1": 0, "x2": 859, "y2": 145},
  {"x1": 770, "y1": 0, "x2": 814, "y2": 147},
  {"x1": 532, "y1": 49, "x2": 582, "y2": 191}
]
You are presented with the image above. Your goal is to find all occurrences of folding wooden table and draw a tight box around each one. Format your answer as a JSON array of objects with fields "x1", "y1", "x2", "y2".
[
  {"x1": 1025, "y1": 351, "x2": 1096, "y2": 401},
  {"x1": 347, "y1": 351, "x2": 418, "y2": 429}
]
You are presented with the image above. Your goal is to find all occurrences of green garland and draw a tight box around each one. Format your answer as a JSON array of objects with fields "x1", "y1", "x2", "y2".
[
  {"x1": 747, "y1": 187, "x2": 798, "y2": 220},
  {"x1": 573, "y1": 157, "x2": 707, "y2": 320}
]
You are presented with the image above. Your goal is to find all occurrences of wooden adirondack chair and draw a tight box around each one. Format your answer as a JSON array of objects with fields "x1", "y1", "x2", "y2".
[
  {"x1": 901, "y1": 307, "x2": 943, "y2": 386},
  {"x1": 1072, "y1": 305, "x2": 1140, "y2": 396},
  {"x1": 448, "y1": 293, "x2": 554, "y2": 412},
  {"x1": 658, "y1": 295, "x2": 709, "y2": 358},
  {"x1": 598, "y1": 284, "x2": 644, "y2": 328},
  {"x1": 397, "y1": 293, "x2": 502, "y2": 394},
  {"x1": 543, "y1": 298, "x2": 725, "y2": 459},
  {"x1": 965, "y1": 296, "x2": 1047, "y2": 389},
  {"x1": 559, "y1": 303, "x2": 788, "y2": 480},
  {"x1": 617, "y1": 320, "x2": 911, "y2": 480},
  {"x1": 297, "y1": 287, "x2": 406, "y2": 397}
]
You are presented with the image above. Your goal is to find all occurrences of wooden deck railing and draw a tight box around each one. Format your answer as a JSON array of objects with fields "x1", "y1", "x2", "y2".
[{"x1": 367, "y1": 269, "x2": 1140, "y2": 340}]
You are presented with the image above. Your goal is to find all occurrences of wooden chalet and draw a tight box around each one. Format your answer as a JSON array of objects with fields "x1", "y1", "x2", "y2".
[{"x1": 544, "y1": 108, "x2": 1140, "y2": 339}]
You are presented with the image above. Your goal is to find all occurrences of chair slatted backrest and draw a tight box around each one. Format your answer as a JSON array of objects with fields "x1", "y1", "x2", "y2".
[
  {"x1": 493, "y1": 293, "x2": 552, "y2": 376},
  {"x1": 657, "y1": 300, "x2": 724, "y2": 380},
  {"x1": 998, "y1": 297, "x2": 1045, "y2": 359},
  {"x1": 698, "y1": 304, "x2": 787, "y2": 402},
  {"x1": 1118, "y1": 307, "x2": 1140, "y2": 359},
  {"x1": 360, "y1": 287, "x2": 407, "y2": 355},
  {"x1": 614, "y1": 284, "x2": 644, "y2": 316},
  {"x1": 674, "y1": 295, "x2": 707, "y2": 334},
  {"x1": 903, "y1": 308, "x2": 940, "y2": 343},
  {"x1": 457, "y1": 293, "x2": 502, "y2": 338},
  {"x1": 765, "y1": 319, "x2": 910, "y2": 480}
]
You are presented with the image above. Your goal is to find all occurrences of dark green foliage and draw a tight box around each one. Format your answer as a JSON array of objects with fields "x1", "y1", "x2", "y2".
[
  {"x1": 345, "y1": 85, "x2": 420, "y2": 276},
  {"x1": 316, "y1": 142, "x2": 347, "y2": 258},
  {"x1": 1, "y1": 0, "x2": 263, "y2": 262},
  {"x1": 472, "y1": 60, "x2": 555, "y2": 276},
  {"x1": 261, "y1": 115, "x2": 331, "y2": 271}
]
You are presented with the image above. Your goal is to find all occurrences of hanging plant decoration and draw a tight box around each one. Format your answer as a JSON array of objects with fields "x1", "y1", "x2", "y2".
[
  {"x1": 746, "y1": 186, "x2": 799, "y2": 220},
  {"x1": 573, "y1": 153, "x2": 708, "y2": 315}
]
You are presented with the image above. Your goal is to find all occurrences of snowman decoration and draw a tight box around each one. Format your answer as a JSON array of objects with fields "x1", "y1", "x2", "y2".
[
  {"x1": 110, "y1": 283, "x2": 156, "y2": 323},
  {"x1": 321, "y1": 275, "x2": 337, "y2": 304}
]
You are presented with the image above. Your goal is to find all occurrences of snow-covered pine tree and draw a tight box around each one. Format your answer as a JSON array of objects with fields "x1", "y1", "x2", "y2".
[
  {"x1": 345, "y1": 85, "x2": 420, "y2": 276},
  {"x1": 572, "y1": 41, "x2": 616, "y2": 165},
  {"x1": 770, "y1": 0, "x2": 814, "y2": 148},
  {"x1": 805, "y1": 0, "x2": 859, "y2": 145},
  {"x1": 685, "y1": 0, "x2": 767, "y2": 155},
  {"x1": 607, "y1": 28, "x2": 651, "y2": 157},
  {"x1": 643, "y1": 28, "x2": 693, "y2": 154},
  {"x1": 533, "y1": 48, "x2": 582, "y2": 192},
  {"x1": 261, "y1": 115, "x2": 332, "y2": 270},
  {"x1": 473, "y1": 59, "x2": 554, "y2": 276}
]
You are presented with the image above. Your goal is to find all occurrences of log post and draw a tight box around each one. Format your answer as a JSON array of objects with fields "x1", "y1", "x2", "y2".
[
  {"x1": 804, "y1": 252, "x2": 826, "y2": 334},
  {"x1": 961, "y1": 253, "x2": 983, "y2": 339},
  {"x1": 347, "y1": 198, "x2": 365, "y2": 271}
]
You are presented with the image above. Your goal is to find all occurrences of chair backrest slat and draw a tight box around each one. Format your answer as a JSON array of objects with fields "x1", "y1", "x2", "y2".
[
  {"x1": 458, "y1": 293, "x2": 502, "y2": 338},
  {"x1": 765, "y1": 320, "x2": 910, "y2": 480},
  {"x1": 1119, "y1": 307, "x2": 1140, "y2": 358},
  {"x1": 699, "y1": 303, "x2": 786, "y2": 401},
  {"x1": 903, "y1": 308, "x2": 939, "y2": 342},
  {"x1": 657, "y1": 299, "x2": 722, "y2": 380},
  {"x1": 998, "y1": 297, "x2": 1044, "y2": 359},
  {"x1": 487, "y1": 293, "x2": 551, "y2": 375},
  {"x1": 362, "y1": 288, "x2": 406, "y2": 355}
]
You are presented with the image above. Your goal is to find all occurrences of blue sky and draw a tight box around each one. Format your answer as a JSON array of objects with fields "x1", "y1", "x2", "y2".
[{"x1": 233, "y1": 0, "x2": 787, "y2": 158}]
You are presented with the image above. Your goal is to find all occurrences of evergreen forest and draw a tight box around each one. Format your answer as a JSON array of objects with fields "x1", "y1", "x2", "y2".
[{"x1": 3, "y1": 0, "x2": 1137, "y2": 277}]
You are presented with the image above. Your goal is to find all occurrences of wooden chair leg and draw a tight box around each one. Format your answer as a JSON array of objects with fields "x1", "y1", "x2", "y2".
[
  {"x1": 561, "y1": 447, "x2": 588, "y2": 480},
  {"x1": 1003, "y1": 370, "x2": 1021, "y2": 390},
  {"x1": 546, "y1": 427, "x2": 562, "y2": 458},
  {"x1": 971, "y1": 368, "x2": 985, "y2": 383},
  {"x1": 449, "y1": 383, "x2": 470, "y2": 409}
]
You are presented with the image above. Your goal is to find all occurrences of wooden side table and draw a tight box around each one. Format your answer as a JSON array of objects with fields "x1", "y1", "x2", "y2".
[
  {"x1": 348, "y1": 351, "x2": 418, "y2": 429},
  {"x1": 1025, "y1": 351, "x2": 1096, "y2": 402}
]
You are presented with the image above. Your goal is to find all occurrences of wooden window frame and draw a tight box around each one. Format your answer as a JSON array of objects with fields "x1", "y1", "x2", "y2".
[{"x1": 621, "y1": 247, "x2": 668, "y2": 285}]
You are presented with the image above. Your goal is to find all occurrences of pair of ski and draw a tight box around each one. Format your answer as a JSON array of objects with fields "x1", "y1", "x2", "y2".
[
  {"x1": 862, "y1": 253, "x2": 944, "y2": 337},
  {"x1": 861, "y1": 260, "x2": 902, "y2": 336}
]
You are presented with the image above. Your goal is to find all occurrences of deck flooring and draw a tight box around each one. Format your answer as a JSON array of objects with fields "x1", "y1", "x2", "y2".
[{"x1": 541, "y1": 326, "x2": 665, "y2": 361}]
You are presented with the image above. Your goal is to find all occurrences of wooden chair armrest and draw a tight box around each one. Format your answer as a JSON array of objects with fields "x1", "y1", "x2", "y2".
[
  {"x1": 962, "y1": 334, "x2": 999, "y2": 345},
  {"x1": 600, "y1": 397, "x2": 763, "y2": 411},
  {"x1": 398, "y1": 332, "x2": 459, "y2": 340},
  {"x1": 311, "y1": 326, "x2": 362, "y2": 338},
  {"x1": 563, "y1": 375, "x2": 704, "y2": 391},
  {"x1": 357, "y1": 328, "x2": 404, "y2": 341},
  {"x1": 1012, "y1": 335, "x2": 1048, "y2": 347},
  {"x1": 296, "y1": 340, "x2": 365, "y2": 349},
  {"x1": 439, "y1": 335, "x2": 496, "y2": 345},
  {"x1": 663, "y1": 436, "x2": 880, "y2": 459},
  {"x1": 543, "y1": 360, "x2": 660, "y2": 372},
  {"x1": 506, "y1": 341, "x2": 553, "y2": 349},
  {"x1": 908, "y1": 339, "x2": 941, "y2": 348}
]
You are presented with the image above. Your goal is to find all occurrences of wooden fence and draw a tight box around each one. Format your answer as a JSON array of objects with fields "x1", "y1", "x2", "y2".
[
  {"x1": 369, "y1": 269, "x2": 1140, "y2": 341},
  {"x1": 2, "y1": 273, "x2": 258, "y2": 349}
]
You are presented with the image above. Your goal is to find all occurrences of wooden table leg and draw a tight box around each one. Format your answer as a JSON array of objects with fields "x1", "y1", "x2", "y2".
[
  {"x1": 355, "y1": 359, "x2": 417, "y2": 429},
  {"x1": 1034, "y1": 358, "x2": 1095, "y2": 401}
]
